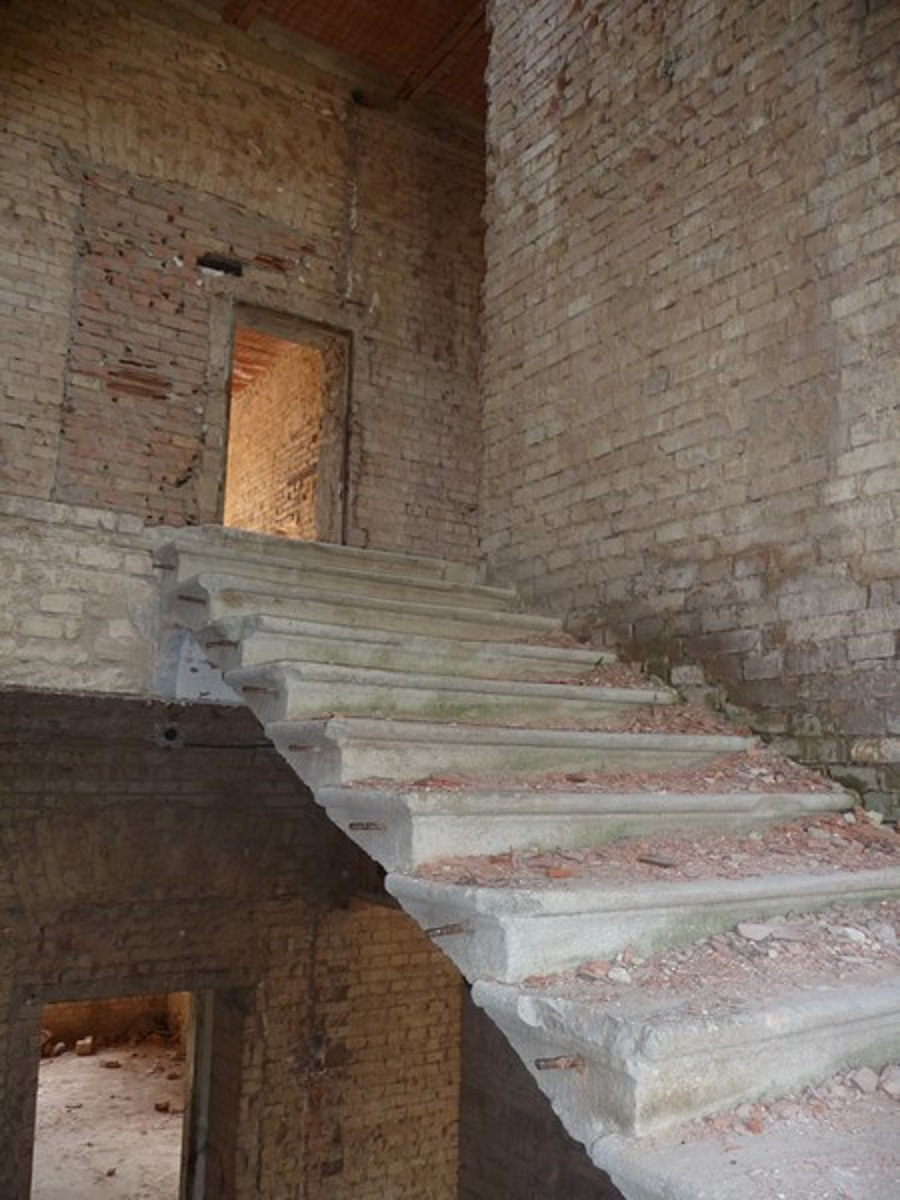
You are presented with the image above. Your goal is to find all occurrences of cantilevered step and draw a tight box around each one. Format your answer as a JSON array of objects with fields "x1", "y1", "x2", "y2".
[
  {"x1": 227, "y1": 661, "x2": 675, "y2": 727},
  {"x1": 157, "y1": 544, "x2": 516, "y2": 612},
  {"x1": 196, "y1": 614, "x2": 613, "y2": 680},
  {"x1": 600, "y1": 1074, "x2": 900, "y2": 1200},
  {"x1": 386, "y1": 865, "x2": 900, "y2": 983},
  {"x1": 475, "y1": 971, "x2": 900, "y2": 1141},
  {"x1": 314, "y1": 783, "x2": 850, "y2": 873},
  {"x1": 266, "y1": 716, "x2": 752, "y2": 788},
  {"x1": 171, "y1": 575, "x2": 561, "y2": 642},
  {"x1": 154, "y1": 524, "x2": 483, "y2": 584}
]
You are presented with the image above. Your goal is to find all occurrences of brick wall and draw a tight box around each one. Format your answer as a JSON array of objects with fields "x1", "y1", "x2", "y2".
[
  {"x1": 0, "y1": 495, "x2": 160, "y2": 695},
  {"x1": 311, "y1": 902, "x2": 461, "y2": 1199},
  {"x1": 0, "y1": 0, "x2": 483, "y2": 560},
  {"x1": 42, "y1": 993, "x2": 176, "y2": 1047},
  {"x1": 224, "y1": 341, "x2": 325, "y2": 538},
  {"x1": 0, "y1": 693, "x2": 461, "y2": 1198},
  {"x1": 481, "y1": 0, "x2": 900, "y2": 807}
]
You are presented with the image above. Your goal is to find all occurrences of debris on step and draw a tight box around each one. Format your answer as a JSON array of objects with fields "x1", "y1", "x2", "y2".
[
  {"x1": 328, "y1": 701, "x2": 741, "y2": 735},
  {"x1": 519, "y1": 628, "x2": 594, "y2": 648},
  {"x1": 602, "y1": 1070, "x2": 900, "y2": 1200},
  {"x1": 609, "y1": 702, "x2": 750, "y2": 736},
  {"x1": 415, "y1": 809, "x2": 900, "y2": 890},
  {"x1": 359, "y1": 745, "x2": 837, "y2": 796},
  {"x1": 543, "y1": 661, "x2": 662, "y2": 689},
  {"x1": 686, "y1": 1057, "x2": 900, "y2": 1139},
  {"x1": 517, "y1": 898, "x2": 900, "y2": 1011}
]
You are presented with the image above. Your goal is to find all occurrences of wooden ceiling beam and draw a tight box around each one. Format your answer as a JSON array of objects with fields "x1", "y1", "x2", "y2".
[{"x1": 395, "y1": 0, "x2": 486, "y2": 102}]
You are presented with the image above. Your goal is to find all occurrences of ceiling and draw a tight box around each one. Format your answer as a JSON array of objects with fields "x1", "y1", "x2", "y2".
[{"x1": 222, "y1": 0, "x2": 488, "y2": 119}]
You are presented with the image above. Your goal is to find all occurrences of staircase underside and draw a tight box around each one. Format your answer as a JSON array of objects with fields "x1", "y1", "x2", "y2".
[{"x1": 159, "y1": 527, "x2": 900, "y2": 1199}]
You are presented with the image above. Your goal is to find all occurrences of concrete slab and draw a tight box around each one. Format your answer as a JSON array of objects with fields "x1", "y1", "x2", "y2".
[
  {"x1": 385, "y1": 867, "x2": 900, "y2": 981},
  {"x1": 597, "y1": 1099, "x2": 900, "y2": 1200},
  {"x1": 158, "y1": 544, "x2": 515, "y2": 611},
  {"x1": 315, "y1": 784, "x2": 851, "y2": 871},
  {"x1": 474, "y1": 974, "x2": 900, "y2": 1138},
  {"x1": 171, "y1": 575, "x2": 561, "y2": 641},
  {"x1": 266, "y1": 716, "x2": 752, "y2": 787},
  {"x1": 154, "y1": 525, "x2": 485, "y2": 583},
  {"x1": 198, "y1": 614, "x2": 614, "y2": 678},
  {"x1": 227, "y1": 661, "x2": 675, "y2": 726}
]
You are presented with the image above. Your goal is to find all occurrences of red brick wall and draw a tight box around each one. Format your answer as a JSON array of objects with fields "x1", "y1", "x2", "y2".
[
  {"x1": 42, "y1": 994, "x2": 176, "y2": 1047},
  {"x1": 481, "y1": 0, "x2": 900, "y2": 805},
  {"x1": 0, "y1": 0, "x2": 483, "y2": 560}
]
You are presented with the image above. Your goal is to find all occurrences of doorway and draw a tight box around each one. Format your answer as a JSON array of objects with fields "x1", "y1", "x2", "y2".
[
  {"x1": 31, "y1": 992, "x2": 190, "y2": 1200},
  {"x1": 223, "y1": 308, "x2": 350, "y2": 544}
]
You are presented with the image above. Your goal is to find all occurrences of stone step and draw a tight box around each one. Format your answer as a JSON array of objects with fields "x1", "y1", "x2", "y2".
[
  {"x1": 197, "y1": 614, "x2": 614, "y2": 680},
  {"x1": 172, "y1": 575, "x2": 561, "y2": 642},
  {"x1": 157, "y1": 543, "x2": 516, "y2": 612},
  {"x1": 314, "y1": 784, "x2": 851, "y2": 872},
  {"x1": 227, "y1": 661, "x2": 676, "y2": 727},
  {"x1": 385, "y1": 866, "x2": 900, "y2": 982},
  {"x1": 474, "y1": 972, "x2": 900, "y2": 1143},
  {"x1": 599, "y1": 1079, "x2": 900, "y2": 1200},
  {"x1": 266, "y1": 716, "x2": 752, "y2": 788},
  {"x1": 153, "y1": 524, "x2": 484, "y2": 584}
]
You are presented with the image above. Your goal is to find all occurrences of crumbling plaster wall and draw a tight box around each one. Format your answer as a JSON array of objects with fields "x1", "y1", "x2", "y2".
[
  {"x1": 0, "y1": 0, "x2": 483, "y2": 560},
  {"x1": 0, "y1": 694, "x2": 462, "y2": 1199},
  {"x1": 481, "y1": 0, "x2": 900, "y2": 807}
]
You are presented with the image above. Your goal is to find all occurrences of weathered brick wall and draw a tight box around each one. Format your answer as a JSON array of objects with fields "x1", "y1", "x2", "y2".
[
  {"x1": 481, "y1": 0, "x2": 899, "y2": 805},
  {"x1": 0, "y1": 693, "x2": 461, "y2": 1199},
  {"x1": 0, "y1": 495, "x2": 160, "y2": 695},
  {"x1": 224, "y1": 342, "x2": 324, "y2": 538},
  {"x1": 0, "y1": 0, "x2": 483, "y2": 560},
  {"x1": 41, "y1": 993, "x2": 175, "y2": 1046},
  {"x1": 312, "y1": 902, "x2": 461, "y2": 1199}
]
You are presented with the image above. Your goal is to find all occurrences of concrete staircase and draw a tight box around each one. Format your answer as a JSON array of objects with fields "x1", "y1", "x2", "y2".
[{"x1": 158, "y1": 528, "x2": 900, "y2": 1200}]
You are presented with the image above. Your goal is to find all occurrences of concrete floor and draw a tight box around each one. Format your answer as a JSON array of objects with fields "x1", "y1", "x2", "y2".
[{"x1": 31, "y1": 1044, "x2": 185, "y2": 1200}]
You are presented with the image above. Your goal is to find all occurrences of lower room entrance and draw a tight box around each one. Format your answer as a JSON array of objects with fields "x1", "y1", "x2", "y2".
[{"x1": 32, "y1": 993, "x2": 190, "y2": 1200}]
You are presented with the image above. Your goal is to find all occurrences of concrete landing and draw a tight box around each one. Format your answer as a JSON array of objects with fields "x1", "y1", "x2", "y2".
[{"x1": 197, "y1": 613, "x2": 614, "y2": 678}]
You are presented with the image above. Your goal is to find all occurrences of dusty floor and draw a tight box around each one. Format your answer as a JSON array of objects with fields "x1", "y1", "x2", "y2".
[{"x1": 31, "y1": 1044, "x2": 185, "y2": 1200}]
